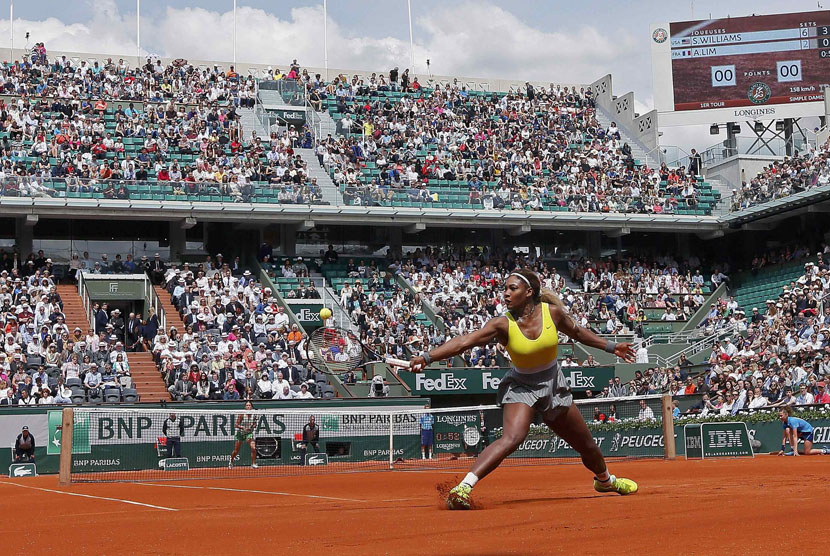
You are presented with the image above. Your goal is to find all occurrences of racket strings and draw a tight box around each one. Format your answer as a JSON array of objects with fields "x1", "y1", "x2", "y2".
[{"x1": 307, "y1": 327, "x2": 365, "y2": 372}]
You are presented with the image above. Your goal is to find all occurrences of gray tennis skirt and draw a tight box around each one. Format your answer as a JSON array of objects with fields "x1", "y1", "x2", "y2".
[{"x1": 496, "y1": 363, "x2": 573, "y2": 416}]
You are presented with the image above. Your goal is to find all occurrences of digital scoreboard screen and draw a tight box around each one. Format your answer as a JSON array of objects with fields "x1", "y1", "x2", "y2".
[{"x1": 651, "y1": 11, "x2": 830, "y2": 124}]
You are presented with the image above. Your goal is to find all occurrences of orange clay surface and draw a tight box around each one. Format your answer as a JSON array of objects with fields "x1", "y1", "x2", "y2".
[{"x1": 2, "y1": 457, "x2": 827, "y2": 555}]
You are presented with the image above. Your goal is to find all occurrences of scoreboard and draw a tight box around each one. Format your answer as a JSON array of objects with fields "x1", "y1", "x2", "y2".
[{"x1": 650, "y1": 11, "x2": 830, "y2": 126}]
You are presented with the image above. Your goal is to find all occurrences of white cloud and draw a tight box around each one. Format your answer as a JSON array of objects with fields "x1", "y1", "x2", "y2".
[
  {"x1": 1, "y1": 1, "x2": 641, "y2": 82},
  {"x1": 414, "y1": 3, "x2": 639, "y2": 85},
  {"x1": 0, "y1": 0, "x2": 138, "y2": 60}
]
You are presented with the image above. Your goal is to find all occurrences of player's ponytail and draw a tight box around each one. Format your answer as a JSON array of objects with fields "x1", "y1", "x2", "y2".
[
  {"x1": 539, "y1": 287, "x2": 565, "y2": 311},
  {"x1": 513, "y1": 267, "x2": 565, "y2": 310}
]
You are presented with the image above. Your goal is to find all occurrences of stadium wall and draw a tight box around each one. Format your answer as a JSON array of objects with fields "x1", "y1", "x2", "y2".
[
  {"x1": 706, "y1": 155, "x2": 783, "y2": 190},
  {"x1": 591, "y1": 74, "x2": 660, "y2": 159}
]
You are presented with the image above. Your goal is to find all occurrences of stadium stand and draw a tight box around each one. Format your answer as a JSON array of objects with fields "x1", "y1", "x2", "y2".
[
  {"x1": 0, "y1": 255, "x2": 151, "y2": 405},
  {"x1": 729, "y1": 139, "x2": 830, "y2": 212},
  {"x1": 0, "y1": 50, "x2": 324, "y2": 204},
  {"x1": 1, "y1": 43, "x2": 828, "y2": 416},
  {"x1": 149, "y1": 258, "x2": 332, "y2": 402},
  {"x1": 311, "y1": 83, "x2": 721, "y2": 214}
]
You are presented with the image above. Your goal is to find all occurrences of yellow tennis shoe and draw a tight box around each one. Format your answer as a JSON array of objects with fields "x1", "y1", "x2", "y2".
[
  {"x1": 446, "y1": 484, "x2": 472, "y2": 510},
  {"x1": 593, "y1": 475, "x2": 638, "y2": 495}
]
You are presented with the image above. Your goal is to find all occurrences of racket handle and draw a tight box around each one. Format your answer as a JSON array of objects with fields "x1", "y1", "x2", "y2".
[{"x1": 385, "y1": 357, "x2": 411, "y2": 369}]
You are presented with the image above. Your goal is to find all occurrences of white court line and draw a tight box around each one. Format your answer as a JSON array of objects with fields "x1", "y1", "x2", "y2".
[
  {"x1": 0, "y1": 481, "x2": 178, "y2": 511},
  {"x1": 135, "y1": 482, "x2": 365, "y2": 502},
  {"x1": 397, "y1": 470, "x2": 464, "y2": 475}
]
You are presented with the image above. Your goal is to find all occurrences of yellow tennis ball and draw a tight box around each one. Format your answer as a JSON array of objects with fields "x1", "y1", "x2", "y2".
[{"x1": 319, "y1": 308, "x2": 332, "y2": 320}]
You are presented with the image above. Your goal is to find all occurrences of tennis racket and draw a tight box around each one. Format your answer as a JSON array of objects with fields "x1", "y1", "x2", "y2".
[{"x1": 305, "y1": 326, "x2": 411, "y2": 375}]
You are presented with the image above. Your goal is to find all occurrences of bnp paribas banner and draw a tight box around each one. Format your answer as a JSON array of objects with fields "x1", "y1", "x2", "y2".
[
  {"x1": 400, "y1": 367, "x2": 615, "y2": 395},
  {"x1": 68, "y1": 409, "x2": 424, "y2": 473},
  {"x1": 0, "y1": 401, "x2": 428, "y2": 475}
]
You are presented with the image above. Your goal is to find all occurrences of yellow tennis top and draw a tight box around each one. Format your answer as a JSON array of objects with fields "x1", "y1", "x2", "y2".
[{"x1": 505, "y1": 302, "x2": 559, "y2": 373}]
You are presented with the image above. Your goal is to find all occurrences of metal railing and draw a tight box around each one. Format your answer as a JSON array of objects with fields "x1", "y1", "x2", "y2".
[
  {"x1": 144, "y1": 276, "x2": 167, "y2": 332},
  {"x1": 671, "y1": 133, "x2": 816, "y2": 170},
  {"x1": 76, "y1": 270, "x2": 95, "y2": 330},
  {"x1": 644, "y1": 326, "x2": 710, "y2": 348},
  {"x1": 318, "y1": 280, "x2": 358, "y2": 333},
  {"x1": 0, "y1": 176, "x2": 326, "y2": 205},
  {"x1": 666, "y1": 322, "x2": 740, "y2": 366}
]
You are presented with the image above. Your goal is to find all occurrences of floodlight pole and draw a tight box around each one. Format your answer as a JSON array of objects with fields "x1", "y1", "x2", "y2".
[
  {"x1": 233, "y1": 0, "x2": 237, "y2": 65},
  {"x1": 136, "y1": 0, "x2": 140, "y2": 67},
  {"x1": 407, "y1": 0, "x2": 414, "y2": 70}
]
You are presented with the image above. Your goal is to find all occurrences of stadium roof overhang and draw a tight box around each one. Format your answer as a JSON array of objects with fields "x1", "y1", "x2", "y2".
[{"x1": 0, "y1": 198, "x2": 723, "y2": 234}]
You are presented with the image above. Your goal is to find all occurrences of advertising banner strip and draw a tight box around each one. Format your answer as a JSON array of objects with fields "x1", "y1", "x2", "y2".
[{"x1": 399, "y1": 367, "x2": 615, "y2": 395}]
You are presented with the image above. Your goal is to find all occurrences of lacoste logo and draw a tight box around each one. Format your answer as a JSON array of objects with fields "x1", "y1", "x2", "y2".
[{"x1": 13, "y1": 467, "x2": 33, "y2": 477}]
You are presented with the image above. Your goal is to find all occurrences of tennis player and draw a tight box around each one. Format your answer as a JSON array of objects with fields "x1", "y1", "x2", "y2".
[
  {"x1": 229, "y1": 400, "x2": 259, "y2": 469},
  {"x1": 777, "y1": 406, "x2": 829, "y2": 456},
  {"x1": 409, "y1": 268, "x2": 638, "y2": 509}
]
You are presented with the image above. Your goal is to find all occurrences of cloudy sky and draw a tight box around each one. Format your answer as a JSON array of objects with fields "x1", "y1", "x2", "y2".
[{"x1": 1, "y1": 0, "x2": 826, "y2": 149}]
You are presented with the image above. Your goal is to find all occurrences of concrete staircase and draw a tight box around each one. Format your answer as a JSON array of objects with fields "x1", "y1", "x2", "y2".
[
  {"x1": 707, "y1": 177, "x2": 733, "y2": 215},
  {"x1": 56, "y1": 284, "x2": 90, "y2": 336},
  {"x1": 238, "y1": 106, "x2": 269, "y2": 142},
  {"x1": 128, "y1": 351, "x2": 170, "y2": 402},
  {"x1": 57, "y1": 284, "x2": 170, "y2": 402},
  {"x1": 296, "y1": 147, "x2": 342, "y2": 205},
  {"x1": 309, "y1": 107, "x2": 337, "y2": 139},
  {"x1": 594, "y1": 108, "x2": 658, "y2": 169},
  {"x1": 153, "y1": 285, "x2": 187, "y2": 332}
]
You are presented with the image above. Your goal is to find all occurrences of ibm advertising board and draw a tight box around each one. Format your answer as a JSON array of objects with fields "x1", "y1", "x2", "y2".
[{"x1": 650, "y1": 11, "x2": 830, "y2": 125}]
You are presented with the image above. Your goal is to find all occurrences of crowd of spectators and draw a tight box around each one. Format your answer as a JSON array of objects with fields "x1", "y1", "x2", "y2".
[
  {"x1": 665, "y1": 246, "x2": 830, "y2": 413},
  {"x1": 154, "y1": 257, "x2": 327, "y2": 401},
  {"x1": 311, "y1": 77, "x2": 708, "y2": 214},
  {"x1": 730, "y1": 138, "x2": 830, "y2": 212},
  {"x1": 0, "y1": 45, "x2": 323, "y2": 203},
  {"x1": 396, "y1": 247, "x2": 719, "y2": 353},
  {"x1": 0, "y1": 250, "x2": 137, "y2": 405},
  {"x1": 338, "y1": 266, "x2": 434, "y2": 365}
]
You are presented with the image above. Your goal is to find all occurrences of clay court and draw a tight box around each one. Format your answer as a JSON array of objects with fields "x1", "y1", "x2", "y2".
[{"x1": 3, "y1": 457, "x2": 826, "y2": 555}]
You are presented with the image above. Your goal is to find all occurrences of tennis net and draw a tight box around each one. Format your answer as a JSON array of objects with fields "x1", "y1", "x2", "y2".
[{"x1": 59, "y1": 394, "x2": 673, "y2": 483}]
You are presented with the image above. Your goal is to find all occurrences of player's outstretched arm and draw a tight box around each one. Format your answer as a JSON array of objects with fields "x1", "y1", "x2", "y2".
[
  {"x1": 409, "y1": 317, "x2": 507, "y2": 372},
  {"x1": 550, "y1": 305, "x2": 635, "y2": 362}
]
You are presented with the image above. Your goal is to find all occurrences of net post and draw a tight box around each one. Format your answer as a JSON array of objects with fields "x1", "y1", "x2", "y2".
[
  {"x1": 58, "y1": 407, "x2": 75, "y2": 485},
  {"x1": 661, "y1": 394, "x2": 676, "y2": 460},
  {"x1": 389, "y1": 412, "x2": 394, "y2": 469}
]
